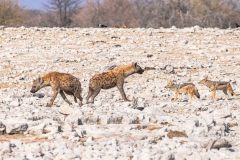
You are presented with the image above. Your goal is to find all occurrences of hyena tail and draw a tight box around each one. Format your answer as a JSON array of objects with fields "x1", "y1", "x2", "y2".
[{"x1": 194, "y1": 89, "x2": 200, "y2": 99}]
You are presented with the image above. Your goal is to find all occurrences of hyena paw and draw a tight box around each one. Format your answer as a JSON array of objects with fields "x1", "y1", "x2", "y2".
[
  {"x1": 124, "y1": 98, "x2": 131, "y2": 102},
  {"x1": 87, "y1": 100, "x2": 94, "y2": 104},
  {"x1": 79, "y1": 102, "x2": 83, "y2": 107}
]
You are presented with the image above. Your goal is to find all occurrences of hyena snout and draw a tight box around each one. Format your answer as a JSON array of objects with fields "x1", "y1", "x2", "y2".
[
  {"x1": 30, "y1": 89, "x2": 36, "y2": 93},
  {"x1": 137, "y1": 67, "x2": 144, "y2": 74},
  {"x1": 30, "y1": 87, "x2": 37, "y2": 93}
]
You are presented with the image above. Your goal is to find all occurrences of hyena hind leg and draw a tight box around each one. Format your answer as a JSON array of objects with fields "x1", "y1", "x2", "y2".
[
  {"x1": 60, "y1": 90, "x2": 72, "y2": 105},
  {"x1": 74, "y1": 97, "x2": 77, "y2": 103},
  {"x1": 89, "y1": 89, "x2": 101, "y2": 103},
  {"x1": 74, "y1": 92, "x2": 83, "y2": 106}
]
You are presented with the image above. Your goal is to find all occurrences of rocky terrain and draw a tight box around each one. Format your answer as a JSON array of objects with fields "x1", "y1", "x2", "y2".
[{"x1": 0, "y1": 26, "x2": 240, "y2": 160}]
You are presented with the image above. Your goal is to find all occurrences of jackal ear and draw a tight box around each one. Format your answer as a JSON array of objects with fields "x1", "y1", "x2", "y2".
[
  {"x1": 133, "y1": 62, "x2": 137, "y2": 67},
  {"x1": 167, "y1": 79, "x2": 173, "y2": 83},
  {"x1": 204, "y1": 76, "x2": 208, "y2": 79}
]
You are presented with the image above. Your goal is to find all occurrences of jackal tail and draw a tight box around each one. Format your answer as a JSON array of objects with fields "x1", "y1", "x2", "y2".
[
  {"x1": 227, "y1": 83, "x2": 235, "y2": 96},
  {"x1": 194, "y1": 89, "x2": 200, "y2": 99}
]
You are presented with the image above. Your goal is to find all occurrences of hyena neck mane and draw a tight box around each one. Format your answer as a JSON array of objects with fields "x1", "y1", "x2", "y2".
[
  {"x1": 41, "y1": 75, "x2": 51, "y2": 87},
  {"x1": 123, "y1": 68, "x2": 136, "y2": 77},
  {"x1": 112, "y1": 64, "x2": 136, "y2": 78}
]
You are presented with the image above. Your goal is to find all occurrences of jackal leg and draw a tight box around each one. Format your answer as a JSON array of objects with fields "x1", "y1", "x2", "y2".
[
  {"x1": 188, "y1": 92, "x2": 193, "y2": 102},
  {"x1": 223, "y1": 89, "x2": 228, "y2": 95},
  {"x1": 227, "y1": 84, "x2": 235, "y2": 96},
  {"x1": 60, "y1": 90, "x2": 72, "y2": 105},
  {"x1": 173, "y1": 91, "x2": 179, "y2": 101},
  {"x1": 117, "y1": 82, "x2": 130, "y2": 101},
  {"x1": 211, "y1": 89, "x2": 217, "y2": 100},
  {"x1": 47, "y1": 88, "x2": 59, "y2": 107},
  {"x1": 222, "y1": 88, "x2": 229, "y2": 100}
]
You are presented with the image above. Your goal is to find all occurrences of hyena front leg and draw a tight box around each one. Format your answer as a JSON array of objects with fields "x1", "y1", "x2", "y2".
[
  {"x1": 60, "y1": 90, "x2": 72, "y2": 105},
  {"x1": 117, "y1": 81, "x2": 130, "y2": 101},
  {"x1": 86, "y1": 87, "x2": 94, "y2": 104},
  {"x1": 90, "y1": 88, "x2": 101, "y2": 103},
  {"x1": 47, "y1": 87, "x2": 59, "y2": 107}
]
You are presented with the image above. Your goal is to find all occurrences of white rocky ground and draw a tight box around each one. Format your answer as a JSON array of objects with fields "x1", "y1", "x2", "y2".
[{"x1": 0, "y1": 26, "x2": 240, "y2": 160}]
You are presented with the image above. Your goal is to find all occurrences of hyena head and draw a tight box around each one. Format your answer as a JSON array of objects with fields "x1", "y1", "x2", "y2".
[
  {"x1": 198, "y1": 76, "x2": 208, "y2": 85},
  {"x1": 165, "y1": 80, "x2": 174, "y2": 89},
  {"x1": 30, "y1": 77, "x2": 45, "y2": 93},
  {"x1": 133, "y1": 62, "x2": 144, "y2": 74}
]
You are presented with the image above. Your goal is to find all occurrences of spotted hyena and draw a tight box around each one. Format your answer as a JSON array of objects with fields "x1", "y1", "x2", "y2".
[
  {"x1": 30, "y1": 72, "x2": 83, "y2": 107},
  {"x1": 86, "y1": 62, "x2": 144, "y2": 103}
]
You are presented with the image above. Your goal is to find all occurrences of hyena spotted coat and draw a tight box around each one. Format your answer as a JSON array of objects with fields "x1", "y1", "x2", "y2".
[
  {"x1": 86, "y1": 63, "x2": 144, "y2": 103},
  {"x1": 30, "y1": 72, "x2": 83, "y2": 107}
]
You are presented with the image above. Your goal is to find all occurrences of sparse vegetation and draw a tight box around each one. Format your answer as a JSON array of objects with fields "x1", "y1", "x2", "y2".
[{"x1": 0, "y1": 0, "x2": 239, "y2": 28}]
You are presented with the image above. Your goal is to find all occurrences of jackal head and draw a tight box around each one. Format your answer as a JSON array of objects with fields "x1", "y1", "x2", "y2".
[
  {"x1": 133, "y1": 62, "x2": 144, "y2": 74},
  {"x1": 165, "y1": 80, "x2": 175, "y2": 89},
  {"x1": 30, "y1": 77, "x2": 45, "y2": 93},
  {"x1": 198, "y1": 76, "x2": 208, "y2": 85}
]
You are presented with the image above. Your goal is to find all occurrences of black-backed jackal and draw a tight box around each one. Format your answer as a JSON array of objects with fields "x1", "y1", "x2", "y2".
[
  {"x1": 165, "y1": 80, "x2": 200, "y2": 101},
  {"x1": 198, "y1": 77, "x2": 235, "y2": 99}
]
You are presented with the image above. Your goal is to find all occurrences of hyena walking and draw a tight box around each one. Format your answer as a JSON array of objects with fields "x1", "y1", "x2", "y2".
[
  {"x1": 30, "y1": 72, "x2": 83, "y2": 107},
  {"x1": 86, "y1": 63, "x2": 144, "y2": 103}
]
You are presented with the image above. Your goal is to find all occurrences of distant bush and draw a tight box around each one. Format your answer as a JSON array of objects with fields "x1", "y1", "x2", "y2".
[
  {"x1": 0, "y1": 0, "x2": 25, "y2": 26},
  {"x1": 73, "y1": 0, "x2": 139, "y2": 27},
  {"x1": 0, "y1": 0, "x2": 240, "y2": 28},
  {"x1": 133, "y1": 0, "x2": 240, "y2": 28}
]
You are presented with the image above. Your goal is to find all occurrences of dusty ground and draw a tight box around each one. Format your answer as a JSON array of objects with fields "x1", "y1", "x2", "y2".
[{"x1": 0, "y1": 26, "x2": 240, "y2": 159}]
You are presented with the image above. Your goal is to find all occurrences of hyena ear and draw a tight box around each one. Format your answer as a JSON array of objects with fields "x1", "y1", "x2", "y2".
[{"x1": 38, "y1": 77, "x2": 44, "y2": 84}]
